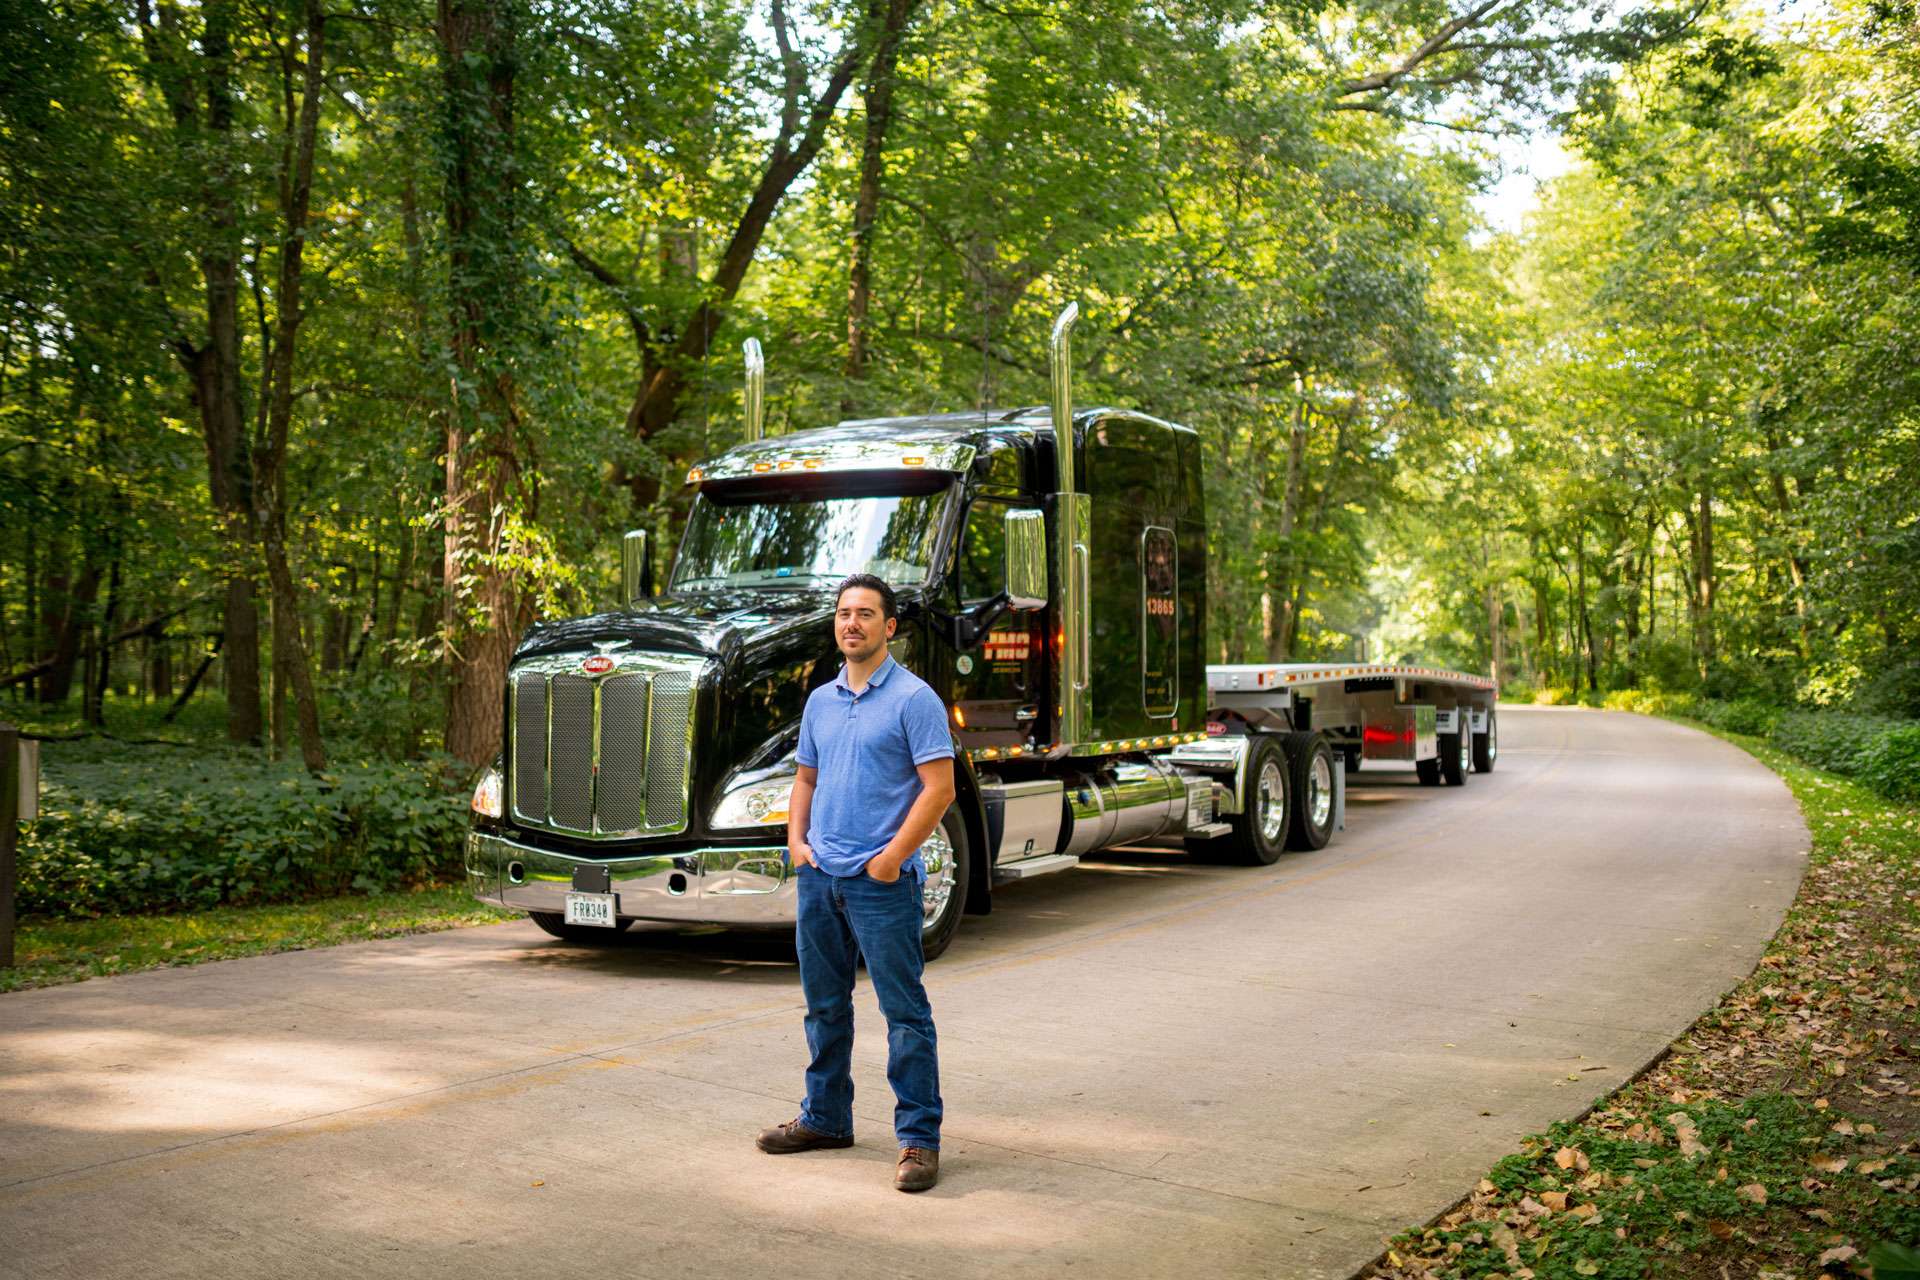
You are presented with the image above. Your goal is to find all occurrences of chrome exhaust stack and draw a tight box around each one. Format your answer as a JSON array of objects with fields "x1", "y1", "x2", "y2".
[
  {"x1": 742, "y1": 337, "x2": 766, "y2": 442},
  {"x1": 1049, "y1": 303, "x2": 1091, "y2": 753}
]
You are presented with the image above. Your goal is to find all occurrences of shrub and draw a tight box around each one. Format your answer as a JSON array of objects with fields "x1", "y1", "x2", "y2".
[
  {"x1": 1768, "y1": 710, "x2": 1908, "y2": 776},
  {"x1": 1857, "y1": 725, "x2": 1920, "y2": 803},
  {"x1": 1692, "y1": 697, "x2": 1781, "y2": 737},
  {"x1": 16, "y1": 742, "x2": 470, "y2": 919},
  {"x1": 1534, "y1": 686, "x2": 1576, "y2": 705}
]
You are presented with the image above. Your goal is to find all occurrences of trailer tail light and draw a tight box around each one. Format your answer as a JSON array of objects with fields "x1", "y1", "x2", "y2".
[{"x1": 1364, "y1": 724, "x2": 1414, "y2": 746}]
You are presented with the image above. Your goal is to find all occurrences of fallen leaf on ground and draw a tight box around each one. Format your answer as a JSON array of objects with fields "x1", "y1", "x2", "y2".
[
  {"x1": 1810, "y1": 1156, "x2": 1848, "y2": 1174},
  {"x1": 1736, "y1": 1183, "x2": 1767, "y2": 1204},
  {"x1": 1816, "y1": 1245, "x2": 1857, "y2": 1266}
]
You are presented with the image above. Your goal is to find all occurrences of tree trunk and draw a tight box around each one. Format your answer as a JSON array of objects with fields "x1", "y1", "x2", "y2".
[
  {"x1": 843, "y1": 0, "x2": 914, "y2": 399},
  {"x1": 1693, "y1": 488, "x2": 1715, "y2": 678},
  {"x1": 438, "y1": 0, "x2": 530, "y2": 767},
  {"x1": 38, "y1": 553, "x2": 100, "y2": 706},
  {"x1": 84, "y1": 552, "x2": 121, "y2": 727},
  {"x1": 1264, "y1": 397, "x2": 1309, "y2": 661},
  {"x1": 144, "y1": 0, "x2": 266, "y2": 745},
  {"x1": 1486, "y1": 581, "x2": 1504, "y2": 688},
  {"x1": 252, "y1": 0, "x2": 329, "y2": 773}
]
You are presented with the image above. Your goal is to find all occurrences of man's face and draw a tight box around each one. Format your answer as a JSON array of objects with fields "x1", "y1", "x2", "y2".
[{"x1": 835, "y1": 587, "x2": 895, "y2": 663}]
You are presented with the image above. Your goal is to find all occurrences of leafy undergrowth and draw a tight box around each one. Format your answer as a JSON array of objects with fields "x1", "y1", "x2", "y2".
[
  {"x1": 1366, "y1": 721, "x2": 1920, "y2": 1280},
  {"x1": 1, "y1": 883, "x2": 515, "y2": 993}
]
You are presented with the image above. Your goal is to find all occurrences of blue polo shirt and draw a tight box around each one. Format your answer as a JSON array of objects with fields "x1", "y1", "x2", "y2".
[{"x1": 795, "y1": 653, "x2": 954, "y2": 880}]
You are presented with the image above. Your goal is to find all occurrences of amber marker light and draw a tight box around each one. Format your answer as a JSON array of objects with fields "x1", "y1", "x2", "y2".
[
  {"x1": 753, "y1": 461, "x2": 773, "y2": 473},
  {"x1": 901, "y1": 455, "x2": 926, "y2": 466},
  {"x1": 686, "y1": 467, "x2": 704, "y2": 483},
  {"x1": 803, "y1": 458, "x2": 823, "y2": 469}
]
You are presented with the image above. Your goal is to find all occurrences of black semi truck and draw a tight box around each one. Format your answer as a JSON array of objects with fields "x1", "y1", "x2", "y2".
[{"x1": 464, "y1": 306, "x2": 1497, "y2": 959}]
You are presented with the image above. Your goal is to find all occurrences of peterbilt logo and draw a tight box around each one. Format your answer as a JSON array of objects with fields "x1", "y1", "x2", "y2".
[{"x1": 581, "y1": 655, "x2": 616, "y2": 674}]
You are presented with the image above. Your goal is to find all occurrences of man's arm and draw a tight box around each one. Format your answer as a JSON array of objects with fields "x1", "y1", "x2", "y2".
[
  {"x1": 787, "y1": 764, "x2": 819, "y2": 867},
  {"x1": 865, "y1": 757, "x2": 955, "y2": 882}
]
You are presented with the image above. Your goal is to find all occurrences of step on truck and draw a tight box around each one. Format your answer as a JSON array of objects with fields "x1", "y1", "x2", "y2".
[{"x1": 464, "y1": 306, "x2": 1498, "y2": 959}]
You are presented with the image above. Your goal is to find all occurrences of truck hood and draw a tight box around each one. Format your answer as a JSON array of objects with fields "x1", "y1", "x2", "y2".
[{"x1": 511, "y1": 587, "x2": 840, "y2": 664}]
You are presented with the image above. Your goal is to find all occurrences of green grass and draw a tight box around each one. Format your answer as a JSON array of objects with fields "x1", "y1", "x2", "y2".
[
  {"x1": 2, "y1": 883, "x2": 515, "y2": 993},
  {"x1": 1370, "y1": 716, "x2": 1920, "y2": 1280}
]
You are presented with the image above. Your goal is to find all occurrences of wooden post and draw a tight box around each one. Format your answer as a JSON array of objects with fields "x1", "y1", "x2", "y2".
[{"x1": 1, "y1": 722, "x2": 16, "y2": 968}]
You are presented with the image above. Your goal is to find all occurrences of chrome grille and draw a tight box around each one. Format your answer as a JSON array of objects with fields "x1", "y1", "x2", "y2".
[
  {"x1": 549, "y1": 675, "x2": 595, "y2": 830},
  {"x1": 596, "y1": 675, "x2": 649, "y2": 831},
  {"x1": 511, "y1": 677, "x2": 547, "y2": 822},
  {"x1": 645, "y1": 671, "x2": 693, "y2": 829},
  {"x1": 508, "y1": 654, "x2": 701, "y2": 837}
]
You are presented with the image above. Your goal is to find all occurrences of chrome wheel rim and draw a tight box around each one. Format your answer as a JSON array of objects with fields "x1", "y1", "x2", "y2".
[
  {"x1": 1487, "y1": 717, "x2": 1498, "y2": 764},
  {"x1": 1460, "y1": 726, "x2": 1473, "y2": 773},
  {"x1": 919, "y1": 825, "x2": 955, "y2": 932},
  {"x1": 1257, "y1": 760, "x2": 1287, "y2": 843},
  {"x1": 1308, "y1": 751, "x2": 1333, "y2": 829}
]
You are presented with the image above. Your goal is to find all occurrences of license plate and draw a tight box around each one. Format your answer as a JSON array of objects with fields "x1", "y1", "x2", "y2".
[{"x1": 564, "y1": 891, "x2": 617, "y2": 928}]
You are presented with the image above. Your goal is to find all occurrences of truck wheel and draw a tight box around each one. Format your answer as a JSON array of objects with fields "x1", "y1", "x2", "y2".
[
  {"x1": 529, "y1": 912, "x2": 634, "y2": 943},
  {"x1": 1440, "y1": 719, "x2": 1470, "y2": 786},
  {"x1": 1198, "y1": 736, "x2": 1290, "y2": 866},
  {"x1": 919, "y1": 806, "x2": 969, "y2": 962},
  {"x1": 1283, "y1": 731, "x2": 1337, "y2": 851},
  {"x1": 1472, "y1": 709, "x2": 1497, "y2": 773},
  {"x1": 1415, "y1": 756, "x2": 1441, "y2": 786}
]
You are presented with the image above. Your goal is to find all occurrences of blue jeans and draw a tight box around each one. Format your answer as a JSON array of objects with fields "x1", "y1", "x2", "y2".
[{"x1": 795, "y1": 864, "x2": 942, "y2": 1150}]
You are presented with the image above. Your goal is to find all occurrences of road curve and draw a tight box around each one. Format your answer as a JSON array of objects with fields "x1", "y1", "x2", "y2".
[{"x1": 0, "y1": 706, "x2": 1807, "y2": 1279}]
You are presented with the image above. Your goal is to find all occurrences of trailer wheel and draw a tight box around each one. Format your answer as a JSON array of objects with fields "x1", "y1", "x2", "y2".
[
  {"x1": 919, "y1": 806, "x2": 969, "y2": 962},
  {"x1": 1472, "y1": 709, "x2": 1497, "y2": 774},
  {"x1": 1283, "y1": 731, "x2": 1337, "y2": 851},
  {"x1": 1415, "y1": 756, "x2": 1441, "y2": 786},
  {"x1": 1196, "y1": 736, "x2": 1290, "y2": 866},
  {"x1": 1440, "y1": 719, "x2": 1470, "y2": 786},
  {"x1": 529, "y1": 912, "x2": 634, "y2": 943}
]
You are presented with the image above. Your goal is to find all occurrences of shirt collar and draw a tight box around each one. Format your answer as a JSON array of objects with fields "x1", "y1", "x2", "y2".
[{"x1": 835, "y1": 652, "x2": 897, "y2": 693}]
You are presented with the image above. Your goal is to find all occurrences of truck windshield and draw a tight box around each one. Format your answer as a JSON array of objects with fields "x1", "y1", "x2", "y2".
[{"x1": 671, "y1": 481, "x2": 954, "y2": 592}]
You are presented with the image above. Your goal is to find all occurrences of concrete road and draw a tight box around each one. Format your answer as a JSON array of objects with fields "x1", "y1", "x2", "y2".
[{"x1": 0, "y1": 707, "x2": 1806, "y2": 1279}]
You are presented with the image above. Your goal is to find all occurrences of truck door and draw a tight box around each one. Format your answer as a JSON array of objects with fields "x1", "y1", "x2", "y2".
[{"x1": 951, "y1": 459, "x2": 1043, "y2": 757}]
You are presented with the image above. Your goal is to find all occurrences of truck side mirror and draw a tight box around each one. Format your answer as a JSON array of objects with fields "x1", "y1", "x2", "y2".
[
  {"x1": 1004, "y1": 508, "x2": 1047, "y2": 610},
  {"x1": 622, "y1": 529, "x2": 653, "y2": 607}
]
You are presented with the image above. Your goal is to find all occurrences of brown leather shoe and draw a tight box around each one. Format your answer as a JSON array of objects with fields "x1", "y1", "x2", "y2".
[
  {"x1": 756, "y1": 1117, "x2": 853, "y2": 1154},
  {"x1": 895, "y1": 1146, "x2": 939, "y2": 1192}
]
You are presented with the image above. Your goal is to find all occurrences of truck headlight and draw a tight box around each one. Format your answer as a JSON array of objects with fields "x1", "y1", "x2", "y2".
[
  {"x1": 471, "y1": 766, "x2": 503, "y2": 819},
  {"x1": 711, "y1": 776, "x2": 796, "y2": 830}
]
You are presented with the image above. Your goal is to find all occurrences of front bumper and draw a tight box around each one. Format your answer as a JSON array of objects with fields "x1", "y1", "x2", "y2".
[{"x1": 466, "y1": 830, "x2": 797, "y2": 926}]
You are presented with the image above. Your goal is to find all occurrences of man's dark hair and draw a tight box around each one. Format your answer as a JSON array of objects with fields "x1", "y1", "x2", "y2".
[{"x1": 836, "y1": 573, "x2": 897, "y2": 621}]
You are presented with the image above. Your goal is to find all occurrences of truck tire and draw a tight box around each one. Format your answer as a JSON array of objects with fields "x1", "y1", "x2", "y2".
[
  {"x1": 1196, "y1": 735, "x2": 1290, "y2": 866},
  {"x1": 1440, "y1": 718, "x2": 1470, "y2": 786},
  {"x1": 1282, "y1": 731, "x2": 1337, "y2": 851},
  {"x1": 1415, "y1": 756, "x2": 1441, "y2": 786},
  {"x1": 529, "y1": 912, "x2": 634, "y2": 943},
  {"x1": 919, "y1": 805, "x2": 969, "y2": 962},
  {"x1": 1472, "y1": 709, "x2": 1497, "y2": 774}
]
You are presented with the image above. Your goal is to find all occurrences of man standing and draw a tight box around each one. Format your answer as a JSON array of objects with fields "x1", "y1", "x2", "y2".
[{"x1": 756, "y1": 573, "x2": 955, "y2": 1193}]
